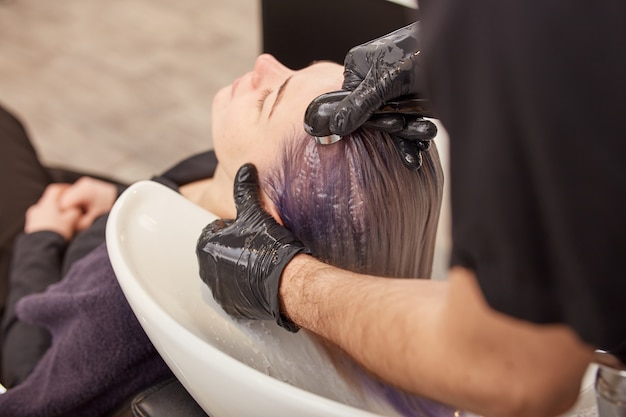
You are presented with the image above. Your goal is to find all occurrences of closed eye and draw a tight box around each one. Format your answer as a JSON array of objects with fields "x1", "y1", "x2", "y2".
[{"x1": 257, "y1": 88, "x2": 273, "y2": 113}]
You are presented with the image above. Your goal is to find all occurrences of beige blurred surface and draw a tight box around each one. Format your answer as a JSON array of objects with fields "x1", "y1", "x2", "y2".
[{"x1": 0, "y1": 0, "x2": 260, "y2": 182}]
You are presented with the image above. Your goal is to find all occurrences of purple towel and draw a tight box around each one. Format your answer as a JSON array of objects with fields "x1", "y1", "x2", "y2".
[{"x1": 0, "y1": 243, "x2": 173, "y2": 417}]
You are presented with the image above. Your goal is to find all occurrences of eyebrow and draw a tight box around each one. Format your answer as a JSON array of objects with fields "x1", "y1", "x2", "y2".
[{"x1": 269, "y1": 75, "x2": 293, "y2": 118}]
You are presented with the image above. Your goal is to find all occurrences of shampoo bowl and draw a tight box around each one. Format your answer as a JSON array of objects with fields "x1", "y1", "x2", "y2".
[{"x1": 106, "y1": 181, "x2": 384, "y2": 417}]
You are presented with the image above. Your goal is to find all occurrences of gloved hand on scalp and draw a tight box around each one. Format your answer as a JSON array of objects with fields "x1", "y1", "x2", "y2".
[
  {"x1": 331, "y1": 22, "x2": 437, "y2": 170},
  {"x1": 196, "y1": 164, "x2": 311, "y2": 332},
  {"x1": 332, "y1": 21, "x2": 429, "y2": 136}
]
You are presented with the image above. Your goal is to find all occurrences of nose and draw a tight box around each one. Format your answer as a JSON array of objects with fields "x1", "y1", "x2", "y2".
[{"x1": 251, "y1": 54, "x2": 290, "y2": 88}]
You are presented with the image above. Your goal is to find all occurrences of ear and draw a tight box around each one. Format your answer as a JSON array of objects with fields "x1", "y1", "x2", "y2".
[{"x1": 260, "y1": 190, "x2": 285, "y2": 226}]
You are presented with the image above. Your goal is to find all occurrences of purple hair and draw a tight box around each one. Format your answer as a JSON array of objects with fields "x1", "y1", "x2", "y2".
[
  {"x1": 263, "y1": 128, "x2": 452, "y2": 416},
  {"x1": 264, "y1": 127, "x2": 443, "y2": 279}
]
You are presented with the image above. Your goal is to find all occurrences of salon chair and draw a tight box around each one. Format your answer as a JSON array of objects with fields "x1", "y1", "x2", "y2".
[{"x1": 107, "y1": 378, "x2": 208, "y2": 417}]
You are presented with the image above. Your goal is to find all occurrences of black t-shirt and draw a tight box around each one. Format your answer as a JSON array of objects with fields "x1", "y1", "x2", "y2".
[{"x1": 420, "y1": 0, "x2": 626, "y2": 352}]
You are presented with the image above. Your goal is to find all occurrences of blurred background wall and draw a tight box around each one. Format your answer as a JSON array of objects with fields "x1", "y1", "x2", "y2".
[{"x1": 0, "y1": 0, "x2": 260, "y2": 182}]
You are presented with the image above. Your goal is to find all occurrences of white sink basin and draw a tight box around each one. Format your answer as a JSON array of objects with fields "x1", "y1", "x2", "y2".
[{"x1": 106, "y1": 180, "x2": 395, "y2": 417}]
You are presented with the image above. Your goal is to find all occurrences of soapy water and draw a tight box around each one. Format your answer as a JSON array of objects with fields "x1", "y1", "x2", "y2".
[
  {"x1": 195, "y1": 285, "x2": 456, "y2": 417},
  {"x1": 196, "y1": 286, "x2": 373, "y2": 409}
]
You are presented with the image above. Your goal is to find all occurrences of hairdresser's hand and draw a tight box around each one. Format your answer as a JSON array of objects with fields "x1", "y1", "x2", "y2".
[
  {"x1": 25, "y1": 184, "x2": 82, "y2": 240},
  {"x1": 330, "y1": 22, "x2": 434, "y2": 138},
  {"x1": 59, "y1": 177, "x2": 117, "y2": 231},
  {"x1": 196, "y1": 164, "x2": 311, "y2": 332}
]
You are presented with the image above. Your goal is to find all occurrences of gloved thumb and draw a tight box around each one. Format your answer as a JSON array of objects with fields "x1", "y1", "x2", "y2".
[
  {"x1": 233, "y1": 163, "x2": 264, "y2": 216},
  {"x1": 330, "y1": 73, "x2": 384, "y2": 136}
]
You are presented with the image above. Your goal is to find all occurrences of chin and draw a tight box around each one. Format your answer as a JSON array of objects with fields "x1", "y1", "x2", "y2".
[{"x1": 212, "y1": 86, "x2": 231, "y2": 112}]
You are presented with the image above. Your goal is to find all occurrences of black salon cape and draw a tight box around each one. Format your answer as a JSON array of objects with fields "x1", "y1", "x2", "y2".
[
  {"x1": 420, "y1": 0, "x2": 626, "y2": 354},
  {"x1": 0, "y1": 151, "x2": 217, "y2": 417}
]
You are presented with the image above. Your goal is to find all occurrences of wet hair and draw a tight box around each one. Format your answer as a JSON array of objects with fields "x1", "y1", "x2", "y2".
[
  {"x1": 263, "y1": 129, "x2": 450, "y2": 417},
  {"x1": 264, "y1": 128, "x2": 443, "y2": 280}
]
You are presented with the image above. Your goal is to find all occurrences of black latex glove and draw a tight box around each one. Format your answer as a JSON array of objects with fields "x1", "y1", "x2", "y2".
[
  {"x1": 323, "y1": 22, "x2": 437, "y2": 170},
  {"x1": 364, "y1": 113, "x2": 436, "y2": 170},
  {"x1": 196, "y1": 164, "x2": 311, "y2": 332},
  {"x1": 331, "y1": 22, "x2": 430, "y2": 137}
]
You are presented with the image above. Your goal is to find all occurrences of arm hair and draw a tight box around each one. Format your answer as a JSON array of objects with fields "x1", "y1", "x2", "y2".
[{"x1": 280, "y1": 256, "x2": 594, "y2": 417}]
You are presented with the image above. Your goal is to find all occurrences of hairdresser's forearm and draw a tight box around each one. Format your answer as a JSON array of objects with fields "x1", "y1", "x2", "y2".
[{"x1": 280, "y1": 256, "x2": 593, "y2": 417}]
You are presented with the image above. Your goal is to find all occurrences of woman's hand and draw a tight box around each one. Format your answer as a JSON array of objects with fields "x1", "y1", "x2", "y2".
[
  {"x1": 25, "y1": 184, "x2": 82, "y2": 240},
  {"x1": 59, "y1": 177, "x2": 117, "y2": 231}
]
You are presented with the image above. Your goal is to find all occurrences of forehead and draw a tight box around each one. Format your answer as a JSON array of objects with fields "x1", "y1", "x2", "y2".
[
  {"x1": 276, "y1": 62, "x2": 343, "y2": 115},
  {"x1": 296, "y1": 61, "x2": 343, "y2": 86}
]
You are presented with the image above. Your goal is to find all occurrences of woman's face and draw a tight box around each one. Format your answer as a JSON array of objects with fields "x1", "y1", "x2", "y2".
[{"x1": 211, "y1": 54, "x2": 343, "y2": 179}]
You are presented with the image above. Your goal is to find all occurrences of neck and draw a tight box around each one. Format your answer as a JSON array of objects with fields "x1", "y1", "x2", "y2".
[{"x1": 180, "y1": 164, "x2": 236, "y2": 219}]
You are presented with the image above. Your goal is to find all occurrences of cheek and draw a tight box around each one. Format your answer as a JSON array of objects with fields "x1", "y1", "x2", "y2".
[
  {"x1": 235, "y1": 140, "x2": 280, "y2": 177},
  {"x1": 213, "y1": 127, "x2": 280, "y2": 180},
  {"x1": 212, "y1": 98, "x2": 255, "y2": 166}
]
